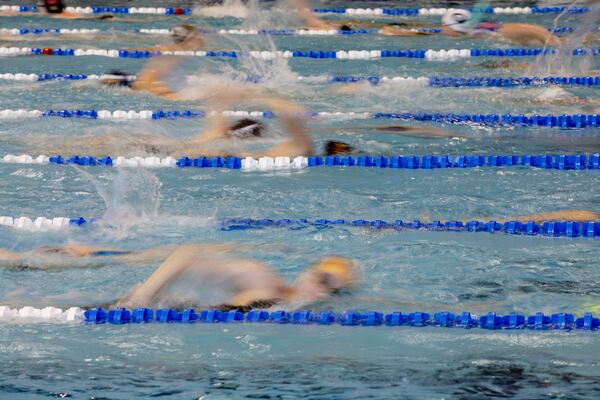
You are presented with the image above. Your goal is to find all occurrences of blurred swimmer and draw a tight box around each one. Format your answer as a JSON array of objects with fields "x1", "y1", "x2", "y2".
[
  {"x1": 115, "y1": 244, "x2": 359, "y2": 310},
  {"x1": 156, "y1": 24, "x2": 206, "y2": 52},
  {"x1": 506, "y1": 210, "x2": 600, "y2": 224},
  {"x1": 383, "y1": 8, "x2": 562, "y2": 45},
  {"x1": 290, "y1": 1, "x2": 559, "y2": 44},
  {"x1": 290, "y1": 0, "x2": 430, "y2": 34},
  {"x1": 35, "y1": 86, "x2": 314, "y2": 158}
]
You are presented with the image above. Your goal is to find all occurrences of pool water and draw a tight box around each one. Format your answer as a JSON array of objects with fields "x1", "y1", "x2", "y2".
[{"x1": 0, "y1": 1, "x2": 599, "y2": 398}]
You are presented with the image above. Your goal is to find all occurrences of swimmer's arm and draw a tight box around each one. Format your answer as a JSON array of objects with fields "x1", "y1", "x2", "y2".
[
  {"x1": 132, "y1": 56, "x2": 181, "y2": 99},
  {"x1": 380, "y1": 26, "x2": 433, "y2": 36},
  {"x1": 291, "y1": 0, "x2": 335, "y2": 29},
  {"x1": 261, "y1": 99, "x2": 313, "y2": 157},
  {"x1": 312, "y1": 125, "x2": 462, "y2": 139},
  {"x1": 118, "y1": 243, "x2": 237, "y2": 265},
  {"x1": 0, "y1": 248, "x2": 22, "y2": 263},
  {"x1": 497, "y1": 23, "x2": 560, "y2": 46},
  {"x1": 189, "y1": 112, "x2": 229, "y2": 145},
  {"x1": 53, "y1": 245, "x2": 120, "y2": 257},
  {"x1": 509, "y1": 210, "x2": 600, "y2": 224},
  {"x1": 370, "y1": 125, "x2": 463, "y2": 138},
  {"x1": 461, "y1": 210, "x2": 600, "y2": 224},
  {"x1": 115, "y1": 244, "x2": 237, "y2": 308}
]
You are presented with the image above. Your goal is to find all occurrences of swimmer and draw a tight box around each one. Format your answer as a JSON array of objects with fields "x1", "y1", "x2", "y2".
[
  {"x1": 291, "y1": 0, "x2": 433, "y2": 33},
  {"x1": 439, "y1": 9, "x2": 560, "y2": 46},
  {"x1": 115, "y1": 25, "x2": 205, "y2": 53},
  {"x1": 0, "y1": 242, "x2": 360, "y2": 310},
  {"x1": 507, "y1": 210, "x2": 600, "y2": 224},
  {"x1": 114, "y1": 244, "x2": 359, "y2": 310},
  {"x1": 415, "y1": 210, "x2": 600, "y2": 226},
  {"x1": 34, "y1": 86, "x2": 314, "y2": 158},
  {"x1": 100, "y1": 57, "x2": 178, "y2": 99},
  {"x1": 155, "y1": 24, "x2": 205, "y2": 52}
]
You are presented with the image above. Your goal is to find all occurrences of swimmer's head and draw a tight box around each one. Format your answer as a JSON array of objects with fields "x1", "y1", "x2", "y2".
[
  {"x1": 291, "y1": 256, "x2": 359, "y2": 302},
  {"x1": 308, "y1": 256, "x2": 359, "y2": 294},
  {"x1": 441, "y1": 9, "x2": 472, "y2": 33},
  {"x1": 101, "y1": 70, "x2": 133, "y2": 88},
  {"x1": 41, "y1": 0, "x2": 65, "y2": 14},
  {"x1": 171, "y1": 24, "x2": 197, "y2": 44},
  {"x1": 339, "y1": 25, "x2": 352, "y2": 32},
  {"x1": 226, "y1": 118, "x2": 264, "y2": 139},
  {"x1": 325, "y1": 140, "x2": 354, "y2": 155}
]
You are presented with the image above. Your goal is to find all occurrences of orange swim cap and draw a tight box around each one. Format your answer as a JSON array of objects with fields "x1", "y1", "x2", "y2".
[{"x1": 312, "y1": 256, "x2": 358, "y2": 291}]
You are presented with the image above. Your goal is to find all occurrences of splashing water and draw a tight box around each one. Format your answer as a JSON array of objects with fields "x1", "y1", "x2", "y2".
[
  {"x1": 527, "y1": 1, "x2": 600, "y2": 76},
  {"x1": 193, "y1": 0, "x2": 256, "y2": 19},
  {"x1": 74, "y1": 167, "x2": 161, "y2": 239}
]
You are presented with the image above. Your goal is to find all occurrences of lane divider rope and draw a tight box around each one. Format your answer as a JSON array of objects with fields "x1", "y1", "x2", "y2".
[
  {"x1": 0, "y1": 5, "x2": 192, "y2": 15},
  {"x1": 2, "y1": 153, "x2": 600, "y2": 172},
  {"x1": 312, "y1": 6, "x2": 590, "y2": 15},
  {"x1": 0, "y1": 306, "x2": 598, "y2": 331},
  {"x1": 2, "y1": 73, "x2": 599, "y2": 88},
  {"x1": 0, "y1": 109, "x2": 598, "y2": 128},
  {"x1": 1, "y1": 46, "x2": 598, "y2": 60},
  {"x1": 0, "y1": 5, "x2": 590, "y2": 16},
  {"x1": 1, "y1": 214, "x2": 599, "y2": 237}
]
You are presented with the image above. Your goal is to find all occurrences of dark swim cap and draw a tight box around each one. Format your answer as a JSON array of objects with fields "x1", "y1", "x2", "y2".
[
  {"x1": 101, "y1": 70, "x2": 133, "y2": 88},
  {"x1": 339, "y1": 25, "x2": 352, "y2": 32},
  {"x1": 226, "y1": 118, "x2": 264, "y2": 138},
  {"x1": 325, "y1": 140, "x2": 354, "y2": 155},
  {"x1": 43, "y1": 0, "x2": 65, "y2": 14}
]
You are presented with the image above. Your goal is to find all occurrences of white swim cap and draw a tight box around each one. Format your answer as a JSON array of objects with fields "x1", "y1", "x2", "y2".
[{"x1": 442, "y1": 9, "x2": 472, "y2": 33}]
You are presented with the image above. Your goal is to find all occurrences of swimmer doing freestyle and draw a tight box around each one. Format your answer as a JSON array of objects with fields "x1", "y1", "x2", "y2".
[
  {"x1": 0, "y1": 243, "x2": 358, "y2": 311},
  {"x1": 37, "y1": 84, "x2": 314, "y2": 158},
  {"x1": 1, "y1": 209, "x2": 598, "y2": 307},
  {"x1": 291, "y1": 0, "x2": 560, "y2": 46},
  {"x1": 99, "y1": 25, "x2": 206, "y2": 96}
]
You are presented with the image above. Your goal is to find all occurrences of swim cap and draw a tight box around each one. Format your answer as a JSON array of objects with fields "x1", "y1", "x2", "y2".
[
  {"x1": 42, "y1": 0, "x2": 65, "y2": 14},
  {"x1": 101, "y1": 70, "x2": 134, "y2": 88},
  {"x1": 441, "y1": 9, "x2": 472, "y2": 33},
  {"x1": 325, "y1": 140, "x2": 354, "y2": 155},
  {"x1": 226, "y1": 118, "x2": 264, "y2": 138},
  {"x1": 312, "y1": 256, "x2": 358, "y2": 292},
  {"x1": 339, "y1": 25, "x2": 352, "y2": 32},
  {"x1": 171, "y1": 24, "x2": 197, "y2": 44}
]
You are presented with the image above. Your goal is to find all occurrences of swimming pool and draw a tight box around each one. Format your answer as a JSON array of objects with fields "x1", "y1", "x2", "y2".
[{"x1": 0, "y1": 1, "x2": 599, "y2": 398}]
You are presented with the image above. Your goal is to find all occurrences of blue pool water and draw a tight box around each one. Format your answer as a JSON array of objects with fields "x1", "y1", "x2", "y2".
[{"x1": 0, "y1": 1, "x2": 599, "y2": 398}]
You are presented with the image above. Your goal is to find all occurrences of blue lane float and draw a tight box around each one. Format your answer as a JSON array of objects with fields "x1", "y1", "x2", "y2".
[
  {"x1": 3, "y1": 5, "x2": 588, "y2": 16},
  {"x1": 3, "y1": 153, "x2": 600, "y2": 171},
  {"x1": 83, "y1": 308, "x2": 600, "y2": 331},
  {"x1": 2, "y1": 215, "x2": 599, "y2": 237},
  {"x1": 312, "y1": 6, "x2": 590, "y2": 15},
  {"x1": 219, "y1": 218, "x2": 600, "y2": 238},
  {"x1": 0, "y1": 5, "x2": 192, "y2": 15},
  {"x1": 27, "y1": 216, "x2": 600, "y2": 238}
]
